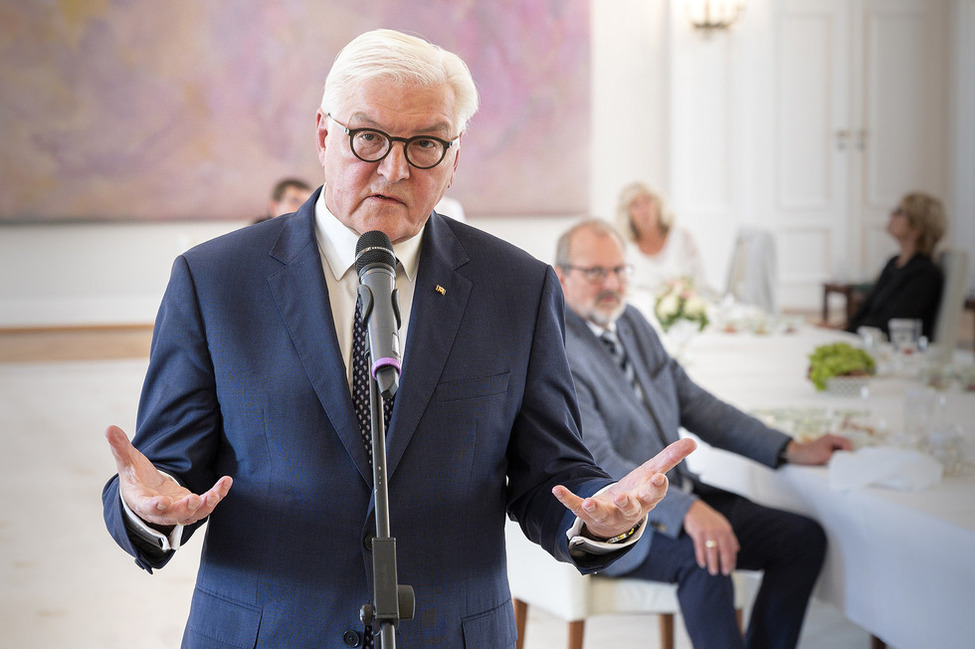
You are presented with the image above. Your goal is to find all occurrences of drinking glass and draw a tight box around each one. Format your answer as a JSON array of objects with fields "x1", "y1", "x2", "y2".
[{"x1": 888, "y1": 318, "x2": 922, "y2": 355}]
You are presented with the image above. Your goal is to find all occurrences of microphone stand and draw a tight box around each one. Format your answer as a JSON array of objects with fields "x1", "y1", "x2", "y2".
[{"x1": 360, "y1": 338, "x2": 414, "y2": 648}]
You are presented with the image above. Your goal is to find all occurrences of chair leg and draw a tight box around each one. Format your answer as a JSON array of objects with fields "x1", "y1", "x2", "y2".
[
  {"x1": 513, "y1": 599, "x2": 527, "y2": 649},
  {"x1": 870, "y1": 635, "x2": 887, "y2": 649},
  {"x1": 567, "y1": 620, "x2": 585, "y2": 649},
  {"x1": 659, "y1": 613, "x2": 674, "y2": 649}
]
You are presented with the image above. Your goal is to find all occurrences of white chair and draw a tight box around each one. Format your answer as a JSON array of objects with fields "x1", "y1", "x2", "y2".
[
  {"x1": 725, "y1": 228, "x2": 778, "y2": 314},
  {"x1": 506, "y1": 520, "x2": 760, "y2": 649},
  {"x1": 932, "y1": 249, "x2": 970, "y2": 349}
]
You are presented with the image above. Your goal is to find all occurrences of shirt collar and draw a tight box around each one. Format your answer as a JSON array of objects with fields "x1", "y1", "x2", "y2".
[
  {"x1": 585, "y1": 319, "x2": 617, "y2": 339},
  {"x1": 314, "y1": 189, "x2": 424, "y2": 281}
]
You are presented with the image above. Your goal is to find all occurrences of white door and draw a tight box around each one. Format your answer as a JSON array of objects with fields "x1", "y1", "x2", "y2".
[
  {"x1": 856, "y1": 0, "x2": 948, "y2": 276},
  {"x1": 771, "y1": 0, "x2": 948, "y2": 308}
]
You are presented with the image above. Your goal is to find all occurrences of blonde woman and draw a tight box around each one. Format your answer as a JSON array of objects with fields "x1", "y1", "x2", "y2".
[{"x1": 615, "y1": 182, "x2": 709, "y2": 299}]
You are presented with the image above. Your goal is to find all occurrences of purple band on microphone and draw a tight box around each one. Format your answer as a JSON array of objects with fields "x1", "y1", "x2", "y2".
[{"x1": 371, "y1": 357, "x2": 402, "y2": 379}]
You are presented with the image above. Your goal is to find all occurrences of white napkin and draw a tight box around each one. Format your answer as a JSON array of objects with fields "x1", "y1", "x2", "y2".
[{"x1": 828, "y1": 447, "x2": 943, "y2": 491}]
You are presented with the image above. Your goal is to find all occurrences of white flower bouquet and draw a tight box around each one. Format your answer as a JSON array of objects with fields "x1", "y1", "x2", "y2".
[{"x1": 654, "y1": 277, "x2": 710, "y2": 333}]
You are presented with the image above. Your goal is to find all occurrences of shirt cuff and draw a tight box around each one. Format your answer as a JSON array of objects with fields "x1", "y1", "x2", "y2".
[
  {"x1": 566, "y1": 516, "x2": 647, "y2": 555},
  {"x1": 119, "y1": 471, "x2": 184, "y2": 552}
]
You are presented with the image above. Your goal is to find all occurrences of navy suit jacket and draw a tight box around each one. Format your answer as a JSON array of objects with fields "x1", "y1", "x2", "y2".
[
  {"x1": 102, "y1": 192, "x2": 620, "y2": 648},
  {"x1": 563, "y1": 306, "x2": 790, "y2": 577}
]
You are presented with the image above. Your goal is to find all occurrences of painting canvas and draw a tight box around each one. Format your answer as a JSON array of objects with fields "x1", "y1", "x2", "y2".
[{"x1": 0, "y1": 0, "x2": 590, "y2": 222}]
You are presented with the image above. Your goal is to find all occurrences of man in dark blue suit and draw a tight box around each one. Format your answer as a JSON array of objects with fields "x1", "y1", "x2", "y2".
[
  {"x1": 101, "y1": 30, "x2": 693, "y2": 648},
  {"x1": 555, "y1": 219, "x2": 851, "y2": 649}
]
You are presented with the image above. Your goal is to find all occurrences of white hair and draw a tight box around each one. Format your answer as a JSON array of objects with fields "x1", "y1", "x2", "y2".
[{"x1": 321, "y1": 29, "x2": 479, "y2": 134}]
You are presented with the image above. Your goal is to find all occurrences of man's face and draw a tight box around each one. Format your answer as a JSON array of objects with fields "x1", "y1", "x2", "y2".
[
  {"x1": 316, "y1": 78, "x2": 461, "y2": 243},
  {"x1": 269, "y1": 185, "x2": 312, "y2": 217},
  {"x1": 556, "y1": 228, "x2": 629, "y2": 327}
]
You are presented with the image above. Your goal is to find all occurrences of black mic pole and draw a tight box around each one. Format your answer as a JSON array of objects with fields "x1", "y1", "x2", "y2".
[{"x1": 356, "y1": 234, "x2": 414, "y2": 648}]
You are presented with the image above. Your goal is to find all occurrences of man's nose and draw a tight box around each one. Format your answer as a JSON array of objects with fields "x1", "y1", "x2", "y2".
[
  {"x1": 602, "y1": 269, "x2": 624, "y2": 290},
  {"x1": 378, "y1": 142, "x2": 411, "y2": 182}
]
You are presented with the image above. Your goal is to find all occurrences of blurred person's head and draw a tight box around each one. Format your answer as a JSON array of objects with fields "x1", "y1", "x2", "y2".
[
  {"x1": 555, "y1": 219, "x2": 631, "y2": 327},
  {"x1": 888, "y1": 192, "x2": 947, "y2": 255},
  {"x1": 616, "y1": 182, "x2": 673, "y2": 243},
  {"x1": 315, "y1": 30, "x2": 479, "y2": 243},
  {"x1": 268, "y1": 178, "x2": 313, "y2": 217}
]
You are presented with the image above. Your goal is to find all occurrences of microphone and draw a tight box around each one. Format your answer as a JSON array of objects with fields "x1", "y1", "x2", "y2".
[{"x1": 355, "y1": 231, "x2": 402, "y2": 399}]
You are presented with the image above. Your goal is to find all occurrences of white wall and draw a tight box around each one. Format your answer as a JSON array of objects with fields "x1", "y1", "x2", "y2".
[
  {"x1": 0, "y1": 221, "x2": 247, "y2": 327},
  {"x1": 1, "y1": 0, "x2": 972, "y2": 328}
]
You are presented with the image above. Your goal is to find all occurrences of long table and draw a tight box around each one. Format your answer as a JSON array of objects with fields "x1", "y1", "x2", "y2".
[{"x1": 677, "y1": 326, "x2": 975, "y2": 649}]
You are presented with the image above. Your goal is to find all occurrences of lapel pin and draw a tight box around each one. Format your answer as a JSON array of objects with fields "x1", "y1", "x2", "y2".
[{"x1": 435, "y1": 284, "x2": 446, "y2": 296}]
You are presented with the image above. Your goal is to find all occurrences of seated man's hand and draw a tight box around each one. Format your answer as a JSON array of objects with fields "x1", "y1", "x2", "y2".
[
  {"x1": 784, "y1": 434, "x2": 853, "y2": 466},
  {"x1": 106, "y1": 425, "x2": 232, "y2": 528},
  {"x1": 552, "y1": 438, "x2": 696, "y2": 541},
  {"x1": 684, "y1": 500, "x2": 739, "y2": 576}
]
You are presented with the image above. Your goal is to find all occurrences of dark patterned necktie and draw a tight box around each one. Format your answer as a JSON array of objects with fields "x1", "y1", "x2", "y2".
[{"x1": 351, "y1": 298, "x2": 394, "y2": 464}]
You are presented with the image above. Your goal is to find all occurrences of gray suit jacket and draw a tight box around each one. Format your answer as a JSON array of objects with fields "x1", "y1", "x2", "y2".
[{"x1": 564, "y1": 305, "x2": 790, "y2": 576}]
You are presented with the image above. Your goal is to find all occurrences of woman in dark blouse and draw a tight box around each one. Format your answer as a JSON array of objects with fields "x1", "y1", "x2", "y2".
[{"x1": 847, "y1": 192, "x2": 947, "y2": 340}]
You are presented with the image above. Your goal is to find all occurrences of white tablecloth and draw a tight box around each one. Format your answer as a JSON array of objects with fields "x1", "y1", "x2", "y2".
[{"x1": 678, "y1": 326, "x2": 975, "y2": 649}]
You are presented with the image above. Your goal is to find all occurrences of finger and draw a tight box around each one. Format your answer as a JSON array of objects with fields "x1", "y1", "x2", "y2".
[
  {"x1": 612, "y1": 492, "x2": 641, "y2": 518},
  {"x1": 637, "y1": 438, "x2": 697, "y2": 479},
  {"x1": 105, "y1": 425, "x2": 136, "y2": 469},
  {"x1": 831, "y1": 434, "x2": 854, "y2": 451},
  {"x1": 627, "y1": 472, "x2": 669, "y2": 513},
  {"x1": 167, "y1": 476, "x2": 234, "y2": 524},
  {"x1": 705, "y1": 539, "x2": 720, "y2": 575},
  {"x1": 197, "y1": 476, "x2": 234, "y2": 515},
  {"x1": 720, "y1": 543, "x2": 738, "y2": 576},
  {"x1": 694, "y1": 537, "x2": 708, "y2": 569},
  {"x1": 552, "y1": 485, "x2": 586, "y2": 519}
]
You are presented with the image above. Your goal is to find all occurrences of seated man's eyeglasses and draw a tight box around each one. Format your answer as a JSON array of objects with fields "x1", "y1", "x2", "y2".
[
  {"x1": 563, "y1": 265, "x2": 634, "y2": 283},
  {"x1": 327, "y1": 113, "x2": 459, "y2": 170}
]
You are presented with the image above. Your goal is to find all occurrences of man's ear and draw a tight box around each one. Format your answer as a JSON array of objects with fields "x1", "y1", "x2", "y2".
[
  {"x1": 315, "y1": 109, "x2": 329, "y2": 164},
  {"x1": 446, "y1": 132, "x2": 463, "y2": 186}
]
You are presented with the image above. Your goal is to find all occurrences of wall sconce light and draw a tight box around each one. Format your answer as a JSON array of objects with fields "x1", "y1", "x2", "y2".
[{"x1": 687, "y1": 0, "x2": 746, "y2": 35}]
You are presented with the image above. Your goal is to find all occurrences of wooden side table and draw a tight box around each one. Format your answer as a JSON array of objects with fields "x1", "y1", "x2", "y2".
[{"x1": 822, "y1": 282, "x2": 871, "y2": 326}]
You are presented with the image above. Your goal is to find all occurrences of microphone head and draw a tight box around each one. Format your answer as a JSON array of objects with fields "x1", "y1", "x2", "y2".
[{"x1": 355, "y1": 231, "x2": 396, "y2": 274}]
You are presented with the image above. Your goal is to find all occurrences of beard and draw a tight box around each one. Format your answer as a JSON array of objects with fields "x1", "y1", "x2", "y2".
[{"x1": 586, "y1": 291, "x2": 626, "y2": 327}]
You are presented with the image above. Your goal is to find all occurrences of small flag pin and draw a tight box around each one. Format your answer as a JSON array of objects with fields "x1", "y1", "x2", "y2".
[{"x1": 435, "y1": 284, "x2": 446, "y2": 295}]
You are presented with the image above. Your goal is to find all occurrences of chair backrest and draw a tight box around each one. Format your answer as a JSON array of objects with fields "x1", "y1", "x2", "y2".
[
  {"x1": 933, "y1": 249, "x2": 970, "y2": 348},
  {"x1": 725, "y1": 227, "x2": 778, "y2": 314}
]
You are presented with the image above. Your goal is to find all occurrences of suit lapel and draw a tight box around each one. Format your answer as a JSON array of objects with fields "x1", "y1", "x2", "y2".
[
  {"x1": 385, "y1": 214, "x2": 472, "y2": 480},
  {"x1": 266, "y1": 203, "x2": 373, "y2": 483}
]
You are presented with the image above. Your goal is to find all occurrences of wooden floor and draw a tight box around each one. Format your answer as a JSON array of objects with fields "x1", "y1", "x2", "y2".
[{"x1": 0, "y1": 309, "x2": 970, "y2": 363}]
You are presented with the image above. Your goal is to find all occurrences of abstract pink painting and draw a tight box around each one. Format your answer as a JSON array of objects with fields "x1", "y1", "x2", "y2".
[{"x1": 0, "y1": 1, "x2": 589, "y2": 222}]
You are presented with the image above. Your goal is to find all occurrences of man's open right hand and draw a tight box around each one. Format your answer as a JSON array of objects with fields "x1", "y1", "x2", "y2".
[{"x1": 106, "y1": 425, "x2": 232, "y2": 528}]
